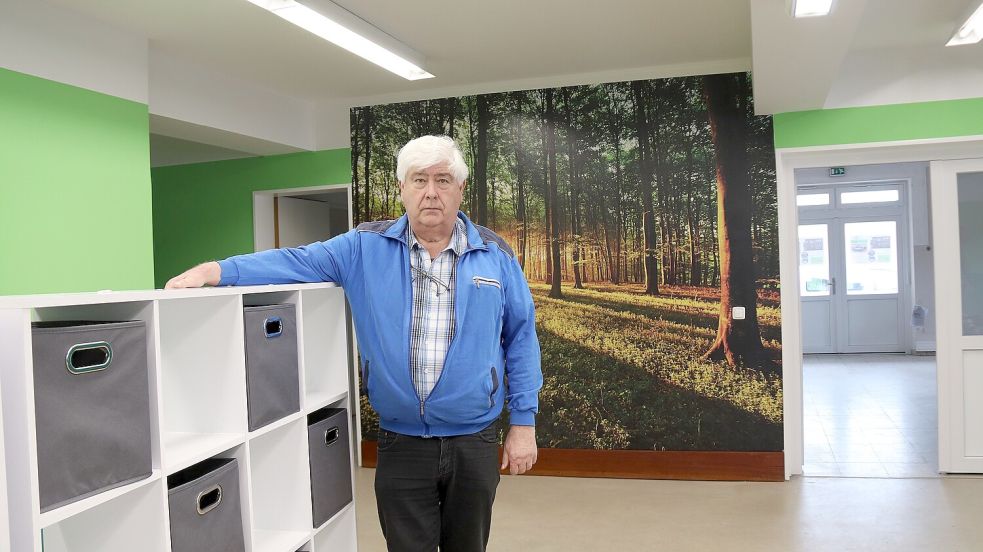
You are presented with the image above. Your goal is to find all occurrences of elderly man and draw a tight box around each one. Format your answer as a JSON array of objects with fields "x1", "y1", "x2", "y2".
[{"x1": 166, "y1": 135, "x2": 543, "y2": 552}]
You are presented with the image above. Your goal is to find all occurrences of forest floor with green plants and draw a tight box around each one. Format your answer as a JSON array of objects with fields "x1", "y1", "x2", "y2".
[
  {"x1": 361, "y1": 282, "x2": 783, "y2": 451},
  {"x1": 529, "y1": 282, "x2": 783, "y2": 451}
]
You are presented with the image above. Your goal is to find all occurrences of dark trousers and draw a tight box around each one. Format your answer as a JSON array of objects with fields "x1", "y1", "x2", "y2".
[{"x1": 374, "y1": 424, "x2": 501, "y2": 552}]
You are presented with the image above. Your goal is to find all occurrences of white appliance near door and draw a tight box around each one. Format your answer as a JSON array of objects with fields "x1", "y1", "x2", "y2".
[
  {"x1": 798, "y1": 182, "x2": 909, "y2": 353},
  {"x1": 931, "y1": 159, "x2": 983, "y2": 473}
]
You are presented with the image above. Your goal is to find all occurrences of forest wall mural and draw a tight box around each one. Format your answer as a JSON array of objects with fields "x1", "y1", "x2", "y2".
[{"x1": 352, "y1": 71, "x2": 783, "y2": 453}]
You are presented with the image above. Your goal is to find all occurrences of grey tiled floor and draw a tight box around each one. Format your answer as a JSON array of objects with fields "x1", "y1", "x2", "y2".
[
  {"x1": 355, "y1": 468, "x2": 983, "y2": 551},
  {"x1": 802, "y1": 353, "x2": 938, "y2": 478}
]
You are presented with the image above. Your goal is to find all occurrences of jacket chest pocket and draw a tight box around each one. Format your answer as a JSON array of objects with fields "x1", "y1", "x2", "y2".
[
  {"x1": 463, "y1": 275, "x2": 505, "y2": 339},
  {"x1": 468, "y1": 276, "x2": 505, "y2": 320}
]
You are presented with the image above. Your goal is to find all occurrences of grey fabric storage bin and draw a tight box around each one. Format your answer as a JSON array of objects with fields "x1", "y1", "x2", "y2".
[
  {"x1": 243, "y1": 304, "x2": 301, "y2": 431},
  {"x1": 31, "y1": 320, "x2": 153, "y2": 513},
  {"x1": 167, "y1": 457, "x2": 245, "y2": 552},
  {"x1": 307, "y1": 407, "x2": 353, "y2": 527}
]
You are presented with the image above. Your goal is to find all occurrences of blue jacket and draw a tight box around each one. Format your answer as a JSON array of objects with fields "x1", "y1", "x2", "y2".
[{"x1": 218, "y1": 211, "x2": 542, "y2": 437}]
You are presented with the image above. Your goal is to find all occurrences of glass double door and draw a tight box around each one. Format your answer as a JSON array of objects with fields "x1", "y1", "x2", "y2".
[{"x1": 798, "y1": 185, "x2": 906, "y2": 353}]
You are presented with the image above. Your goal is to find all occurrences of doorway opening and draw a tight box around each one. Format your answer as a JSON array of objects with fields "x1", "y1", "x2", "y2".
[
  {"x1": 795, "y1": 162, "x2": 938, "y2": 478},
  {"x1": 253, "y1": 185, "x2": 352, "y2": 251}
]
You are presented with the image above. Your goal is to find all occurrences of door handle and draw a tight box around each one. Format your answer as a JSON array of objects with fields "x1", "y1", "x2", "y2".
[{"x1": 828, "y1": 277, "x2": 836, "y2": 295}]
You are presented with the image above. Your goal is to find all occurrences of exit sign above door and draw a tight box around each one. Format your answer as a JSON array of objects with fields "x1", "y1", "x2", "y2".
[{"x1": 830, "y1": 167, "x2": 847, "y2": 177}]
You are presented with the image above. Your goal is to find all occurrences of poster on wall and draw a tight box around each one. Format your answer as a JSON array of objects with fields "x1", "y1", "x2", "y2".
[{"x1": 350, "y1": 71, "x2": 783, "y2": 455}]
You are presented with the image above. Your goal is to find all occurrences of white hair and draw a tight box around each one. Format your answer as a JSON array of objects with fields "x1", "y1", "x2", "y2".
[{"x1": 395, "y1": 135, "x2": 469, "y2": 184}]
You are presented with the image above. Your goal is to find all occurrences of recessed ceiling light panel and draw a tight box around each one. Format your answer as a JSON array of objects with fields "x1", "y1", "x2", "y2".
[
  {"x1": 947, "y1": 1, "x2": 983, "y2": 46},
  {"x1": 247, "y1": 0, "x2": 435, "y2": 80},
  {"x1": 787, "y1": 0, "x2": 834, "y2": 18}
]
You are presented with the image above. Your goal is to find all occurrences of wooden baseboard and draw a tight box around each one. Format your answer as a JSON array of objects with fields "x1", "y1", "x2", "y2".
[{"x1": 360, "y1": 441, "x2": 784, "y2": 482}]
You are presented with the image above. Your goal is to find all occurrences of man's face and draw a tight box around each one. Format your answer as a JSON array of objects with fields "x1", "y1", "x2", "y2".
[{"x1": 400, "y1": 163, "x2": 464, "y2": 231}]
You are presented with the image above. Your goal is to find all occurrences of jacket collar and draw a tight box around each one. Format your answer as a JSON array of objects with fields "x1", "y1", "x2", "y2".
[{"x1": 383, "y1": 211, "x2": 487, "y2": 252}]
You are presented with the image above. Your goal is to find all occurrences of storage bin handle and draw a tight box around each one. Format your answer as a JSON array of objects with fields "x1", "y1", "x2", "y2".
[
  {"x1": 324, "y1": 427, "x2": 340, "y2": 447},
  {"x1": 65, "y1": 341, "x2": 113, "y2": 374},
  {"x1": 196, "y1": 484, "x2": 223, "y2": 515},
  {"x1": 264, "y1": 316, "x2": 283, "y2": 338}
]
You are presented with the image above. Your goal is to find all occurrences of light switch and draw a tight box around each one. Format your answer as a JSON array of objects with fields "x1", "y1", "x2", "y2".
[{"x1": 732, "y1": 306, "x2": 746, "y2": 320}]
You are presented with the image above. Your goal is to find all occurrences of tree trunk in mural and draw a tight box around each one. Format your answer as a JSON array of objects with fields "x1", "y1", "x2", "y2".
[
  {"x1": 362, "y1": 107, "x2": 372, "y2": 220},
  {"x1": 562, "y1": 87, "x2": 584, "y2": 289},
  {"x1": 605, "y1": 87, "x2": 624, "y2": 285},
  {"x1": 545, "y1": 88, "x2": 563, "y2": 299},
  {"x1": 442, "y1": 97, "x2": 457, "y2": 138},
  {"x1": 351, "y1": 109, "x2": 361, "y2": 224},
  {"x1": 474, "y1": 95, "x2": 490, "y2": 226},
  {"x1": 701, "y1": 72, "x2": 763, "y2": 366},
  {"x1": 631, "y1": 81, "x2": 660, "y2": 295},
  {"x1": 511, "y1": 93, "x2": 528, "y2": 269},
  {"x1": 539, "y1": 94, "x2": 553, "y2": 285}
]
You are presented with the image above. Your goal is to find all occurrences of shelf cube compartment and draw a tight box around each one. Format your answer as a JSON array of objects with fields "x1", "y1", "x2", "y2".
[
  {"x1": 31, "y1": 320, "x2": 153, "y2": 512},
  {"x1": 157, "y1": 295, "x2": 248, "y2": 473},
  {"x1": 167, "y1": 457, "x2": 247, "y2": 552},
  {"x1": 243, "y1": 303, "x2": 301, "y2": 431},
  {"x1": 248, "y1": 418, "x2": 313, "y2": 548},
  {"x1": 41, "y1": 480, "x2": 168, "y2": 552},
  {"x1": 299, "y1": 288, "x2": 350, "y2": 409},
  {"x1": 307, "y1": 407, "x2": 353, "y2": 528},
  {"x1": 312, "y1": 504, "x2": 356, "y2": 552}
]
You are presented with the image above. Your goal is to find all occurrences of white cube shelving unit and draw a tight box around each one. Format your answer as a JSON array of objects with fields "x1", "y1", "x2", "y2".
[{"x1": 0, "y1": 283, "x2": 358, "y2": 552}]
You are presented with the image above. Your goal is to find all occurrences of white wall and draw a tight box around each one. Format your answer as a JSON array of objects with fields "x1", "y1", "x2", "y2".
[
  {"x1": 149, "y1": 49, "x2": 318, "y2": 152},
  {"x1": 794, "y1": 162, "x2": 936, "y2": 351},
  {"x1": 0, "y1": 0, "x2": 148, "y2": 103},
  {"x1": 824, "y1": 46, "x2": 983, "y2": 110},
  {"x1": 0, "y1": 1, "x2": 323, "y2": 157},
  {"x1": 277, "y1": 197, "x2": 336, "y2": 248},
  {"x1": 315, "y1": 101, "x2": 354, "y2": 150},
  {"x1": 338, "y1": 57, "x2": 750, "y2": 108}
]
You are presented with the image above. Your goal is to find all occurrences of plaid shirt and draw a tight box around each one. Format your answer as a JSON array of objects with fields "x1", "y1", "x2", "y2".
[{"x1": 408, "y1": 219, "x2": 468, "y2": 402}]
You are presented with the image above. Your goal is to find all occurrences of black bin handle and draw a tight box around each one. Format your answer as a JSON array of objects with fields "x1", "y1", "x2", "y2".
[
  {"x1": 65, "y1": 341, "x2": 113, "y2": 374},
  {"x1": 324, "y1": 427, "x2": 340, "y2": 447},
  {"x1": 196, "y1": 484, "x2": 223, "y2": 515},
  {"x1": 264, "y1": 317, "x2": 283, "y2": 338}
]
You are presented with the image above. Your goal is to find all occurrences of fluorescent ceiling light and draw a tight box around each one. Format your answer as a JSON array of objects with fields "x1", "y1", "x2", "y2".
[
  {"x1": 947, "y1": 1, "x2": 983, "y2": 46},
  {"x1": 787, "y1": 0, "x2": 834, "y2": 18},
  {"x1": 247, "y1": 0, "x2": 434, "y2": 80}
]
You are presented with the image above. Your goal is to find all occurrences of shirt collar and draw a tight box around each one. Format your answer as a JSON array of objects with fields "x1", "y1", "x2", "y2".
[{"x1": 408, "y1": 218, "x2": 467, "y2": 256}]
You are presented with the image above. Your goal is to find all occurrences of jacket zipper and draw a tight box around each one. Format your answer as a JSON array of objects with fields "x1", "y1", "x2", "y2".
[
  {"x1": 473, "y1": 276, "x2": 502, "y2": 289},
  {"x1": 406, "y1": 245, "x2": 430, "y2": 437},
  {"x1": 421, "y1": 247, "x2": 481, "y2": 418}
]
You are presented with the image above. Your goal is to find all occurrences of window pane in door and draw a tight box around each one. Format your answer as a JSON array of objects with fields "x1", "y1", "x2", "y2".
[
  {"x1": 797, "y1": 193, "x2": 830, "y2": 207},
  {"x1": 841, "y1": 189, "x2": 900, "y2": 204},
  {"x1": 958, "y1": 171, "x2": 983, "y2": 335},
  {"x1": 798, "y1": 224, "x2": 830, "y2": 296},
  {"x1": 843, "y1": 221, "x2": 898, "y2": 295}
]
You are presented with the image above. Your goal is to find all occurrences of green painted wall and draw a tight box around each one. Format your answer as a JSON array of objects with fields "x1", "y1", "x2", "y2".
[
  {"x1": 0, "y1": 68, "x2": 154, "y2": 296},
  {"x1": 773, "y1": 97, "x2": 983, "y2": 149},
  {"x1": 151, "y1": 149, "x2": 352, "y2": 288}
]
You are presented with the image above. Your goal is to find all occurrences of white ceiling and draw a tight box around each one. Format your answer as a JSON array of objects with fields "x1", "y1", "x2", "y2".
[
  {"x1": 44, "y1": 0, "x2": 753, "y2": 102},
  {"x1": 751, "y1": 0, "x2": 983, "y2": 113},
  {"x1": 30, "y1": 0, "x2": 983, "y2": 163}
]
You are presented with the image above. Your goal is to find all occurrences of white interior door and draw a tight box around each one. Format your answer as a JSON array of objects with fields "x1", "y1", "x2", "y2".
[
  {"x1": 798, "y1": 184, "x2": 908, "y2": 353},
  {"x1": 837, "y1": 216, "x2": 905, "y2": 353},
  {"x1": 799, "y1": 222, "x2": 835, "y2": 352},
  {"x1": 931, "y1": 158, "x2": 983, "y2": 473}
]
